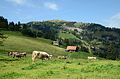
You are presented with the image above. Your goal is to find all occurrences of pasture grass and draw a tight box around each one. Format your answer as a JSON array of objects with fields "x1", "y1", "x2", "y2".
[
  {"x1": 0, "y1": 54, "x2": 120, "y2": 79},
  {"x1": 0, "y1": 31, "x2": 64, "y2": 56},
  {"x1": 0, "y1": 31, "x2": 120, "y2": 79},
  {"x1": 0, "y1": 31, "x2": 94, "y2": 58}
]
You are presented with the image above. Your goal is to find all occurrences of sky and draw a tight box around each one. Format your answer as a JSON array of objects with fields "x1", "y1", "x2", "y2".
[{"x1": 0, "y1": 0, "x2": 120, "y2": 28}]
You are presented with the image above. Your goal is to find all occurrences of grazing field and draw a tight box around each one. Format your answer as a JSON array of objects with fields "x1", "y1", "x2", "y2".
[
  {"x1": 0, "y1": 31, "x2": 120, "y2": 79},
  {"x1": 0, "y1": 31, "x2": 64, "y2": 56},
  {"x1": 0, "y1": 55, "x2": 120, "y2": 79},
  {"x1": 0, "y1": 31, "x2": 94, "y2": 58}
]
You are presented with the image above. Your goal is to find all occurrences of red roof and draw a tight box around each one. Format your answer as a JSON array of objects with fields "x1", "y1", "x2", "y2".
[{"x1": 66, "y1": 46, "x2": 77, "y2": 51}]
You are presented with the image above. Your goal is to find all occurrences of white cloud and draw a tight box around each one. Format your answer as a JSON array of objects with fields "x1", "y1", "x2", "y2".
[
  {"x1": 44, "y1": 2, "x2": 58, "y2": 11},
  {"x1": 6, "y1": 0, "x2": 35, "y2": 7},
  {"x1": 6, "y1": 0, "x2": 26, "y2": 5},
  {"x1": 106, "y1": 13, "x2": 120, "y2": 28}
]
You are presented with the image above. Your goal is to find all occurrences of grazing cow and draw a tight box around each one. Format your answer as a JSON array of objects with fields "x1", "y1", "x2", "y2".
[
  {"x1": 32, "y1": 51, "x2": 52, "y2": 63},
  {"x1": 8, "y1": 52, "x2": 13, "y2": 56},
  {"x1": 8, "y1": 52, "x2": 27, "y2": 58},
  {"x1": 8, "y1": 52, "x2": 18, "y2": 57},
  {"x1": 20, "y1": 52, "x2": 26, "y2": 57},
  {"x1": 88, "y1": 57, "x2": 96, "y2": 60},
  {"x1": 58, "y1": 56, "x2": 67, "y2": 59},
  {"x1": 13, "y1": 53, "x2": 22, "y2": 58}
]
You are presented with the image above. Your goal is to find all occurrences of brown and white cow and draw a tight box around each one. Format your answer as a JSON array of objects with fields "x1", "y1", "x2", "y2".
[
  {"x1": 58, "y1": 56, "x2": 67, "y2": 59},
  {"x1": 8, "y1": 52, "x2": 27, "y2": 58},
  {"x1": 20, "y1": 52, "x2": 26, "y2": 57},
  {"x1": 32, "y1": 51, "x2": 52, "y2": 63},
  {"x1": 88, "y1": 57, "x2": 97, "y2": 60},
  {"x1": 8, "y1": 52, "x2": 18, "y2": 57}
]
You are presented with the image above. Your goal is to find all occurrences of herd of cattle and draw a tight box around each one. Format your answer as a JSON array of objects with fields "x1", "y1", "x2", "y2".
[{"x1": 8, "y1": 51, "x2": 97, "y2": 63}]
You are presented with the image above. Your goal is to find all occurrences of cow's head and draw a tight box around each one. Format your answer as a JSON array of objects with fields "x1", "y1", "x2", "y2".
[
  {"x1": 8, "y1": 52, "x2": 13, "y2": 56},
  {"x1": 48, "y1": 55, "x2": 52, "y2": 59}
]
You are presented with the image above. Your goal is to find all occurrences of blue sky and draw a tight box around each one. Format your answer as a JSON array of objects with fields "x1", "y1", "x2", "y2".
[{"x1": 0, "y1": 0, "x2": 120, "y2": 28}]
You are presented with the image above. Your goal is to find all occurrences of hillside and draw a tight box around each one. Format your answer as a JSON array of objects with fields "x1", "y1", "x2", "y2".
[
  {"x1": 0, "y1": 31, "x2": 119, "y2": 79},
  {"x1": 0, "y1": 18, "x2": 120, "y2": 79},
  {"x1": 0, "y1": 31, "x2": 95, "y2": 58},
  {"x1": 0, "y1": 31, "x2": 63, "y2": 56},
  {"x1": 23, "y1": 20, "x2": 120, "y2": 60},
  {"x1": 1, "y1": 16, "x2": 120, "y2": 60}
]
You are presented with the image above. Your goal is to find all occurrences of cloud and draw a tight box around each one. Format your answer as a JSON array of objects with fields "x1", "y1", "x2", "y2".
[
  {"x1": 44, "y1": 2, "x2": 58, "y2": 11},
  {"x1": 6, "y1": 0, "x2": 35, "y2": 7},
  {"x1": 6, "y1": 0, "x2": 26, "y2": 5},
  {"x1": 106, "y1": 13, "x2": 120, "y2": 28}
]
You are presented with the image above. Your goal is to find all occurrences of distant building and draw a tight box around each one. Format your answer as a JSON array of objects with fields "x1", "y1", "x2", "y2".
[
  {"x1": 52, "y1": 41, "x2": 59, "y2": 46},
  {"x1": 65, "y1": 46, "x2": 79, "y2": 52}
]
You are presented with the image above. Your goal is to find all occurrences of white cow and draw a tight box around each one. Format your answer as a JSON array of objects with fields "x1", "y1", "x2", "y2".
[
  {"x1": 32, "y1": 51, "x2": 52, "y2": 63},
  {"x1": 88, "y1": 57, "x2": 97, "y2": 60}
]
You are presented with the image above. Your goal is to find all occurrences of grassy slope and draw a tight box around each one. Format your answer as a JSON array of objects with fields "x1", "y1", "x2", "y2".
[
  {"x1": 0, "y1": 31, "x2": 64, "y2": 56},
  {"x1": 58, "y1": 32, "x2": 79, "y2": 40},
  {"x1": 0, "y1": 31, "x2": 94, "y2": 58},
  {"x1": 0, "y1": 31, "x2": 120, "y2": 79}
]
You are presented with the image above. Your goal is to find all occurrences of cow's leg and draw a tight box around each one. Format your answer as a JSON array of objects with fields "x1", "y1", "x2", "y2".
[
  {"x1": 13, "y1": 54, "x2": 15, "y2": 58},
  {"x1": 24, "y1": 54, "x2": 26, "y2": 57},
  {"x1": 42, "y1": 59, "x2": 44, "y2": 63},
  {"x1": 42, "y1": 58, "x2": 47, "y2": 64},
  {"x1": 32, "y1": 56, "x2": 36, "y2": 64},
  {"x1": 42, "y1": 59, "x2": 45, "y2": 64}
]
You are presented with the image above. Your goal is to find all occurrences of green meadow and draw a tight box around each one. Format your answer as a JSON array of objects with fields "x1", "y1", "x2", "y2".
[
  {"x1": 58, "y1": 32, "x2": 79, "y2": 40},
  {"x1": 0, "y1": 56, "x2": 120, "y2": 79},
  {"x1": 0, "y1": 31, "x2": 120, "y2": 79}
]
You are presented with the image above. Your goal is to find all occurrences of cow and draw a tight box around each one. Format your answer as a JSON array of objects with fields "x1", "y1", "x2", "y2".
[
  {"x1": 88, "y1": 57, "x2": 97, "y2": 60},
  {"x1": 8, "y1": 52, "x2": 18, "y2": 57},
  {"x1": 13, "y1": 53, "x2": 22, "y2": 58},
  {"x1": 20, "y1": 52, "x2": 26, "y2": 57},
  {"x1": 8, "y1": 52, "x2": 27, "y2": 58},
  {"x1": 32, "y1": 51, "x2": 52, "y2": 63},
  {"x1": 8, "y1": 52, "x2": 13, "y2": 56},
  {"x1": 58, "y1": 56, "x2": 67, "y2": 59}
]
